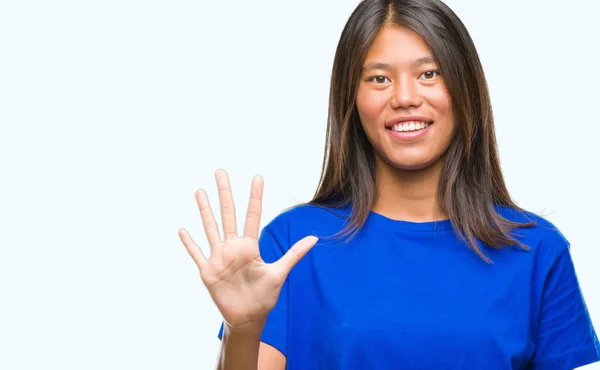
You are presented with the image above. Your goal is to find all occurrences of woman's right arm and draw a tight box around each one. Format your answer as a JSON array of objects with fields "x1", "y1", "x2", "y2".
[
  {"x1": 178, "y1": 170, "x2": 315, "y2": 370},
  {"x1": 217, "y1": 329, "x2": 286, "y2": 370}
]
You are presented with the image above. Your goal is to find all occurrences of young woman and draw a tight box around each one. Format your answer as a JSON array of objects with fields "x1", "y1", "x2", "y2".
[{"x1": 179, "y1": 0, "x2": 600, "y2": 368}]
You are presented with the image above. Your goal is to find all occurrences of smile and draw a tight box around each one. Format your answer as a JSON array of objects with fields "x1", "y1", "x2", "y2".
[
  {"x1": 386, "y1": 121, "x2": 433, "y2": 141},
  {"x1": 390, "y1": 120, "x2": 432, "y2": 132}
]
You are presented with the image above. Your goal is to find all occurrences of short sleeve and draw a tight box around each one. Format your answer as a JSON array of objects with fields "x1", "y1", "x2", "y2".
[
  {"x1": 217, "y1": 225, "x2": 289, "y2": 356},
  {"x1": 529, "y1": 247, "x2": 600, "y2": 369}
]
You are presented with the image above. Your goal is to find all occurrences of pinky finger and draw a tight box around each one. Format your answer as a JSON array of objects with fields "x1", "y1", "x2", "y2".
[{"x1": 178, "y1": 228, "x2": 207, "y2": 269}]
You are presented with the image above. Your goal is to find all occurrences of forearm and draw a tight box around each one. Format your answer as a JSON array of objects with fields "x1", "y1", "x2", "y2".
[{"x1": 216, "y1": 323, "x2": 265, "y2": 370}]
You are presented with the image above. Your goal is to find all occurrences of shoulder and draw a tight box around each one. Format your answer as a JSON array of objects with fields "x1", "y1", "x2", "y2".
[
  {"x1": 494, "y1": 204, "x2": 570, "y2": 265},
  {"x1": 262, "y1": 203, "x2": 349, "y2": 244},
  {"x1": 266, "y1": 203, "x2": 349, "y2": 227}
]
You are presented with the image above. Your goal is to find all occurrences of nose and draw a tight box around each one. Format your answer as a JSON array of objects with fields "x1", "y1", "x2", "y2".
[{"x1": 389, "y1": 75, "x2": 423, "y2": 109}]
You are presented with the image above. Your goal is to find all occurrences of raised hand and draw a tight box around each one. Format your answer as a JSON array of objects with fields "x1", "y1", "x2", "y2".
[{"x1": 178, "y1": 169, "x2": 318, "y2": 334}]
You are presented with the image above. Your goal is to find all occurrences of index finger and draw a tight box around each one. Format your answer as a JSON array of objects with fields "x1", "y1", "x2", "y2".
[{"x1": 243, "y1": 175, "x2": 264, "y2": 240}]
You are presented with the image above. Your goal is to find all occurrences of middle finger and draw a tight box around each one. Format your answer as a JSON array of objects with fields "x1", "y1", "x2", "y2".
[{"x1": 215, "y1": 169, "x2": 238, "y2": 240}]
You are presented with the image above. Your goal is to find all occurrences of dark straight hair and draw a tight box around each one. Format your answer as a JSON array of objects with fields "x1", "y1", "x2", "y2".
[{"x1": 298, "y1": 0, "x2": 535, "y2": 263}]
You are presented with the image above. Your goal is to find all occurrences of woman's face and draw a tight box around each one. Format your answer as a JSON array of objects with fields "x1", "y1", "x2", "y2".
[{"x1": 356, "y1": 25, "x2": 456, "y2": 171}]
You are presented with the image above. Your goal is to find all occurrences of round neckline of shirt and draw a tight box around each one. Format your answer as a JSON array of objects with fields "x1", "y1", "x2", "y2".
[
  {"x1": 367, "y1": 210, "x2": 454, "y2": 232},
  {"x1": 331, "y1": 203, "x2": 454, "y2": 232}
]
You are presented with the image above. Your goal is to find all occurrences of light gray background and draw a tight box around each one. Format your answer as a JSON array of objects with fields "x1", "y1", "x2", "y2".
[{"x1": 1, "y1": 0, "x2": 599, "y2": 369}]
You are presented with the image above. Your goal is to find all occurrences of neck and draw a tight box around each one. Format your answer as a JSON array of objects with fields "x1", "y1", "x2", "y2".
[{"x1": 371, "y1": 154, "x2": 447, "y2": 222}]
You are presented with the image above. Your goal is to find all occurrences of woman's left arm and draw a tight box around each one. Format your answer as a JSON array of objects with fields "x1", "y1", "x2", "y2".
[{"x1": 528, "y1": 247, "x2": 600, "y2": 369}]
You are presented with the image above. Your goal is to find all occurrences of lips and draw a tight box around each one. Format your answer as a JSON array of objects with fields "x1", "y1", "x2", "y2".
[{"x1": 385, "y1": 115, "x2": 434, "y2": 129}]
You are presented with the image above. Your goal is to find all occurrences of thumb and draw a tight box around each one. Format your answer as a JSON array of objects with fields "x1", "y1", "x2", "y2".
[{"x1": 273, "y1": 235, "x2": 319, "y2": 275}]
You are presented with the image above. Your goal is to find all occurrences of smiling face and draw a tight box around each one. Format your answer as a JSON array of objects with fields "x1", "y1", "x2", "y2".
[{"x1": 356, "y1": 25, "x2": 456, "y2": 171}]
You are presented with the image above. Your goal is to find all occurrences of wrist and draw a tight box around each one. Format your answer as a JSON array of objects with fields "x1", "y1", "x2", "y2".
[{"x1": 223, "y1": 317, "x2": 266, "y2": 337}]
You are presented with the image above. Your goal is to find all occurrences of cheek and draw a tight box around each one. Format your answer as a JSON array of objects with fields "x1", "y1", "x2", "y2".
[
  {"x1": 428, "y1": 87, "x2": 452, "y2": 114},
  {"x1": 356, "y1": 87, "x2": 387, "y2": 126},
  {"x1": 426, "y1": 87, "x2": 456, "y2": 136}
]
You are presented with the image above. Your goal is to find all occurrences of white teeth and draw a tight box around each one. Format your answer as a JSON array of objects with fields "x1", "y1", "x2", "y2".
[{"x1": 392, "y1": 121, "x2": 431, "y2": 132}]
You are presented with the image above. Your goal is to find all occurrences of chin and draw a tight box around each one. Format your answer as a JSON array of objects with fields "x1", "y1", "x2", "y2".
[
  {"x1": 380, "y1": 152, "x2": 440, "y2": 171},
  {"x1": 392, "y1": 162, "x2": 433, "y2": 171}
]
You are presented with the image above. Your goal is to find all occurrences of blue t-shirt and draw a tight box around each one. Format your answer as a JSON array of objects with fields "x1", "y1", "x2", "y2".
[{"x1": 218, "y1": 204, "x2": 600, "y2": 369}]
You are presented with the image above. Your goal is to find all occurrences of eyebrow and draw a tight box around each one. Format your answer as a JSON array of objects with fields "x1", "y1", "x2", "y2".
[{"x1": 361, "y1": 56, "x2": 436, "y2": 72}]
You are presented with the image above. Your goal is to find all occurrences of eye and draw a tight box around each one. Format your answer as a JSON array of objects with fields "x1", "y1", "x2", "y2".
[
  {"x1": 368, "y1": 76, "x2": 390, "y2": 84},
  {"x1": 419, "y1": 70, "x2": 440, "y2": 80}
]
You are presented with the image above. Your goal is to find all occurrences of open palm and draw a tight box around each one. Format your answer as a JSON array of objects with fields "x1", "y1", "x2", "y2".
[{"x1": 178, "y1": 169, "x2": 318, "y2": 333}]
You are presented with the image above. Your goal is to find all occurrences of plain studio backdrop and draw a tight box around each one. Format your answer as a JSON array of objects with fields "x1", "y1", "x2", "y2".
[{"x1": 1, "y1": 0, "x2": 599, "y2": 369}]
